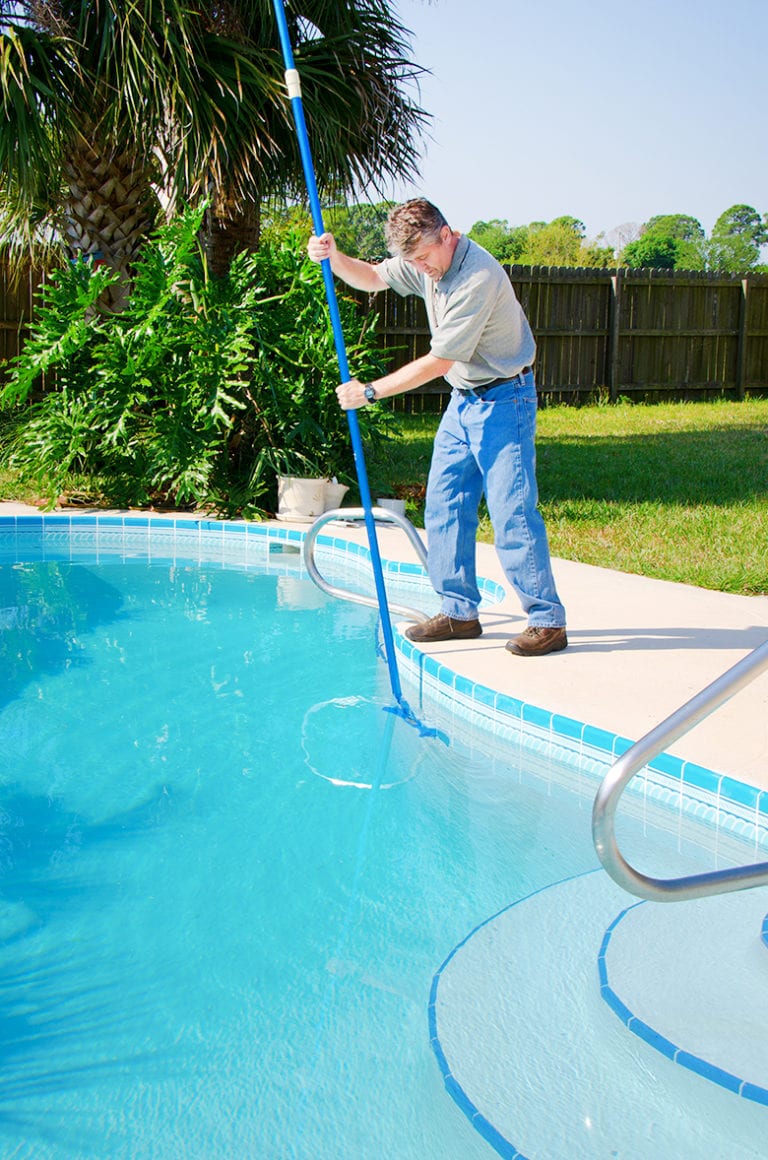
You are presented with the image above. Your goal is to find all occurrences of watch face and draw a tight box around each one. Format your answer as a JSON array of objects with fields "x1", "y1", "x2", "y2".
[{"x1": 364, "y1": 385, "x2": 376, "y2": 403}]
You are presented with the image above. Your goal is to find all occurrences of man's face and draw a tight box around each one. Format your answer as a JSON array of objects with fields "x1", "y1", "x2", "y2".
[{"x1": 403, "y1": 226, "x2": 456, "y2": 280}]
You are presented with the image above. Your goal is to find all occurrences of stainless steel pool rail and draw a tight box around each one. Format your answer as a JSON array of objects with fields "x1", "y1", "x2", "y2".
[
  {"x1": 592, "y1": 639, "x2": 768, "y2": 901},
  {"x1": 303, "y1": 507, "x2": 430, "y2": 625}
]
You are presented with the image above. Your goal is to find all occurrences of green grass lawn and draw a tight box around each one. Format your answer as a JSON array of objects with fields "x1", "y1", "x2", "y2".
[{"x1": 370, "y1": 398, "x2": 768, "y2": 596}]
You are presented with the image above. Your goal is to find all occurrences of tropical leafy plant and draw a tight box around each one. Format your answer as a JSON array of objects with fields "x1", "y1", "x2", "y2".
[{"x1": 1, "y1": 205, "x2": 393, "y2": 515}]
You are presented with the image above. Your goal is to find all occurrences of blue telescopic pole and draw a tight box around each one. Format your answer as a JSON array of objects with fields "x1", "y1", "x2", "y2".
[{"x1": 271, "y1": 0, "x2": 405, "y2": 707}]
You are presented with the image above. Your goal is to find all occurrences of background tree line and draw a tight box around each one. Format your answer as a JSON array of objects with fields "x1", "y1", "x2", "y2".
[
  {"x1": 259, "y1": 201, "x2": 768, "y2": 273},
  {"x1": 467, "y1": 206, "x2": 768, "y2": 273}
]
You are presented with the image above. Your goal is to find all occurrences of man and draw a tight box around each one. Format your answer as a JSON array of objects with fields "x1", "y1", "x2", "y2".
[{"x1": 307, "y1": 198, "x2": 567, "y2": 657}]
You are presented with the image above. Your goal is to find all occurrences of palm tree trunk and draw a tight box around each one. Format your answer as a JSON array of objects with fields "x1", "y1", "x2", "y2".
[
  {"x1": 203, "y1": 192, "x2": 261, "y2": 279},
  {"x1": 61, "y1": 123, "x2": 158, "y2": 310}
]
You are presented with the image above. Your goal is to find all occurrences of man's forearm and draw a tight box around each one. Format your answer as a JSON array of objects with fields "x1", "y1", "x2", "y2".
[
  {"x1": 370, "y1": 354, "x2": 454, "y2": 400},
  {"x1": 329, "y1": 251, "x2": 388, "y2": 293},
  {"x1": 336, "y1": 353, "x2": 454, "y2": 410}
]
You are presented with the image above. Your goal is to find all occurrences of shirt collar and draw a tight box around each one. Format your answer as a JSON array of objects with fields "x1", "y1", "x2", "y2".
[{"x1": 436, "y1": 234, "x2": 470, "y2": 291}]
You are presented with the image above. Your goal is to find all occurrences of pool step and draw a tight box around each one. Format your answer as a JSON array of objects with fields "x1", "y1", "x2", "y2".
[
  {"x1": 431, "y1": 871, "x2": 767, "y2": 1159},
  {"x1": 599, "y1": 889, "x2": 768, "y2": 1105}
]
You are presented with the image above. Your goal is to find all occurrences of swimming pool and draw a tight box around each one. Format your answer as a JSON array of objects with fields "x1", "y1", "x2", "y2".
[{"x1": 1, "y1": 514, "x2": 766, "y2": 1159}]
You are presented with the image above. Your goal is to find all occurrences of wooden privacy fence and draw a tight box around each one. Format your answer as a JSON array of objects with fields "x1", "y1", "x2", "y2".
[
  {"x1": 0, "y1": 264, "x2": 44, "y2": 385},
  {"x1": 361, "y1": 265, "x2": 768, "y2": 409},
  {"x1": 3, "y1": 259, "x2": 768, "y2": 407}
]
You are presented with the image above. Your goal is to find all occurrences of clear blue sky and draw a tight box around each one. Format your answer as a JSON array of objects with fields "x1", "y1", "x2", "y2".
[{"x1": 386, "y1": 0, "x2": 767, "y2": 243}]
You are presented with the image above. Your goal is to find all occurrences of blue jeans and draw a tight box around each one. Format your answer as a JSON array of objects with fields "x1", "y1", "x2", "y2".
[{"x1": 424, "y1": 372, "x2": 566, "y2": 626}]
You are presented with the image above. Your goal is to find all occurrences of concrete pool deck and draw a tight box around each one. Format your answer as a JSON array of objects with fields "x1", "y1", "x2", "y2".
[
  {"x1": 319, "y1": 516, "x2": 768, "y2": 793},
  {"x1": 2, "y1": 501, "x2": 767, "y2": 792}
]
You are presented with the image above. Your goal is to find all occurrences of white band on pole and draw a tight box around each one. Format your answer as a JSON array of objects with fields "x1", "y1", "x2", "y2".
[{"x1": 285, "y1": 69, "x2": 302, "y2": 99}]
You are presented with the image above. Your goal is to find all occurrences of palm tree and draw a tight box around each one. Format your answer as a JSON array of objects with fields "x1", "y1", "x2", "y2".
[{"x1": 0, "y1": 0, "x2": 428, "y2": 293}]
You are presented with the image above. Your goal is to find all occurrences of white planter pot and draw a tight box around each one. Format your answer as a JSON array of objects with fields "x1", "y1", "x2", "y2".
[
  {"x1": 323, "y1": 481, "x2": 350, "y2": 511},
  {"x1": 277, "y1": 476, "x2": 327, "y2": 522},
  {"x1": 277, "y1": 476, "x2": 349, "y2": 522}
]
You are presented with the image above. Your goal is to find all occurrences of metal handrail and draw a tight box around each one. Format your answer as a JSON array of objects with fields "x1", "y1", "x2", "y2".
[
  {"x1": 592, "y1": 639, "x2": 768, "y2": 901},
  {"x1": 302, "y1": 507, "x2": 430, "y2": 624}
]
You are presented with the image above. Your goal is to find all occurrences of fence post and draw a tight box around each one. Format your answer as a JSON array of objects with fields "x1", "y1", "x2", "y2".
[
  {"x1": 735, "y1": 277, "x2": 749, "y2": 401},
  {"x1": 607, "y1": 269, "x2": 623, "y2": 402}
]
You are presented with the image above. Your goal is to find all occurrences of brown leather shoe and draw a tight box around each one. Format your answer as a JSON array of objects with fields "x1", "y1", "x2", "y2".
[
  {"x1": 405, "y1": 614, "x2": 482, "y2": 643},
  {"x1": 505, "y1": 626, "x2": 567, "y2": 657}
]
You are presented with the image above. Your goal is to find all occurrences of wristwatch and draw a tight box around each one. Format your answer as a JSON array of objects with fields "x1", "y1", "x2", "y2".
[{"x1": 363, "y1": 383, "x2": 378, "y2": 404}]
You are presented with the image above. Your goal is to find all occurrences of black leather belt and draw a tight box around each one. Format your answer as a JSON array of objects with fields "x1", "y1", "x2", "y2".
[{"x1": 456, "y1": 367, "x2": 532, "y2": 396}]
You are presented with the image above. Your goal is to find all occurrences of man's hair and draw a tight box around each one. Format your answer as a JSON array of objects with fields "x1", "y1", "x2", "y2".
[{"x1": 385, "y1": 199, "x2": 449, "y2": 256}]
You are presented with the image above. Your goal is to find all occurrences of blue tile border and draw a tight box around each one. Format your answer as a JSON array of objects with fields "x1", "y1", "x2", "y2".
[
  {"x1": 394, "y1": 641, "x2": 768, "y2": 853},
  {"x1": 599, "y1": 903, "x2": 768, "y2": 1106}
]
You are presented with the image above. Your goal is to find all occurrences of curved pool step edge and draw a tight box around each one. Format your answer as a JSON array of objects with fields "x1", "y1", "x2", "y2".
[
  {"x1": 431, "y1": 871, "x2": 768, "y2": 1159},
  {"x1": 599, "y1": 893, "x2": 768, "y2": 1107}
]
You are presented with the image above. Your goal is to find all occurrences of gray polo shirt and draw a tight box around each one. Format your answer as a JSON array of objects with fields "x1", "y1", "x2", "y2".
[{"x1": 376, "y1": 235, "x2": 536, "y2": 391}]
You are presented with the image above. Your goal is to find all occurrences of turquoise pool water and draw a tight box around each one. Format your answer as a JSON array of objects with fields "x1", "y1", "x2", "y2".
[{"x1": 0, "y1": 518, "x2": 766, "y2": 1159}]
